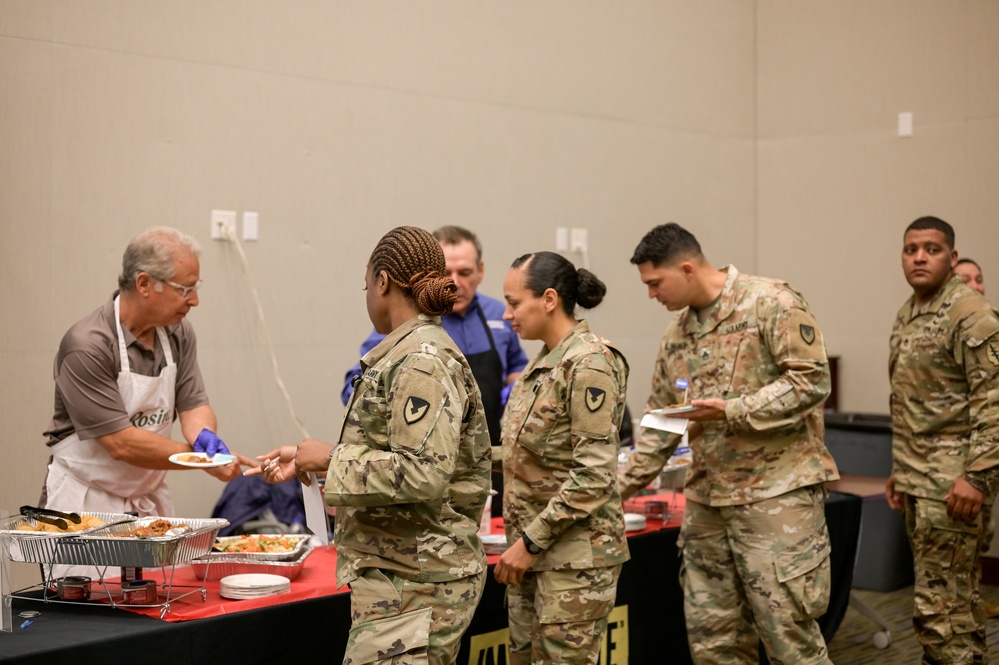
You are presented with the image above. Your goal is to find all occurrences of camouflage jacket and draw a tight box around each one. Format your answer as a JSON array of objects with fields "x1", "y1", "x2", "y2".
[
  {"x1": 619, "y1": 266, "x2": 839, "y2": 506},
  {"x1": 890, "y1": 275, "x2": 999, "y2": 500},
  {"x1": 501, "y1": 320, "x2": 631, "y2": 571},
  {"x1": 325, "y1": 314, "x2": 491, "y2": 585}
]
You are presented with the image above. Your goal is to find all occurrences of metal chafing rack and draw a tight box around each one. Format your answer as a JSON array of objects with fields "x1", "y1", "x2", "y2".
[{"x1": 0, "y1": 513, "x2": 228, "y2": 618}]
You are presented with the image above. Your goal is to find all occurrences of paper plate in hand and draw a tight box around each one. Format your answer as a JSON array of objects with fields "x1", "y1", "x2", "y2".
[
  {"x1": 654, "y1": 405, "x2": 696, "y2": 416},
  {"x1": 169, "y1": 452, "x2": 237, "y2": 468}
]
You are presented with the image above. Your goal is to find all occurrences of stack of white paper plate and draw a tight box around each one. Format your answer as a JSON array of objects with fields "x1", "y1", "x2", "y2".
[
  {"x1": 624, "y1": 513, "x2": 647, "y2": 532},
  {"x1": 219, "y1": 573, "x2": 291, "y2": 600},
  {"x1": 480, "y1": 534, "x2": 509, "y2": 555}
]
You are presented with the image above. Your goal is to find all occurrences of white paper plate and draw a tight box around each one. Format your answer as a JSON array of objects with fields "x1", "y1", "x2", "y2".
[
  {"x1": 169, "y1": 452, "x2": 237, "y2": 468},
  {"x1": 624, "y1": 513, "x2": 647, "y2": 532},
  {"x1": 221, "y1": 573, "x2": 290, "y2": 589},
  {"x1": 652, "y1": 405, "x2": 697, "y2": 417},
  {"x1": 220, "y1": 573, "x2": 290, "y2": 599},
  {"x1": 480, "y1": 534, "x2": 509, "y2": 555}
]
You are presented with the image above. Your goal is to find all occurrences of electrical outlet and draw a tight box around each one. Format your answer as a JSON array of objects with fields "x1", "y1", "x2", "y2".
[
  {"x1": 211, "y1": 210, "x2": 237, "y2": 240},
  {"x1": 570, "y1": 228, "x2": 589, "y2": 253}
]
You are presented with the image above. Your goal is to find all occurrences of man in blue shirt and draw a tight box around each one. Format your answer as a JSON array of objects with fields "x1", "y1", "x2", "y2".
[{"x1": 342, "y1": 226, "x2": 529, "y2": 515}]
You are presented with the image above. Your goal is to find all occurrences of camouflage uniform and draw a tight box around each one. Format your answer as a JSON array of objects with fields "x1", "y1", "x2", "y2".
[
  {"x1": 501, "y1": 320, "x2": 630, "y2": 665},
  {"x1": 326, "y1": 314, "x2": 492, "y2": 665},
  {"x1": 618, "y1": 266, "x2": 839, "y2": 665},
  {"x1": 890, "y1": 274, "x2": 999, "y2": 665}
]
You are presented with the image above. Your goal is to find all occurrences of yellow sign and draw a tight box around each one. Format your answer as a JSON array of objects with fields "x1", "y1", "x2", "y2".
[
  {"x1": 468, "y1": 627, "x2": 509, "y2": 664},
  {"x1": 601, "y1": 605, "x2": 629, "y2": 665},
  {"x1": 466, "y1": 605, "x2": 629, "y2": 664}
]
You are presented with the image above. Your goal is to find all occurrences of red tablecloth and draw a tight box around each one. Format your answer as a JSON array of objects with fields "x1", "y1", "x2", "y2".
[
  {"x1": 116, "y1": 496, "x2": 685, "y2": 623},
  {"x1": 115, "y1": 545, "x2": 345, "y2": 621}
]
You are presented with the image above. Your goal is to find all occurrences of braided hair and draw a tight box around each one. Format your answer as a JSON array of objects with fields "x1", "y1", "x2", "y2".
[{"x1": 369, "y1": 226, "x2": 457, "y2": 316}]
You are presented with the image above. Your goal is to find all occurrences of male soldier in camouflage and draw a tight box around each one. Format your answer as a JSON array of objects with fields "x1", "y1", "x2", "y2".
[
  {"x1": 618, "y1": 223, "x2": 839, "y2": 665},
  {"x1": 886, "y1": 216, "x2": 999, "y2": 664},
  {"x1": 496, "y1": 251, "x2": 630, "y2": 665},
  {"x1": 252, "y1": 227, "x2": 492, "y2": 665}
]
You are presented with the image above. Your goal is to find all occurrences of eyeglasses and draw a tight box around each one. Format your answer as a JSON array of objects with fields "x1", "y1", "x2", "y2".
[{"x1": 156, "y1": 277, "x2": 203, "y2": 299}]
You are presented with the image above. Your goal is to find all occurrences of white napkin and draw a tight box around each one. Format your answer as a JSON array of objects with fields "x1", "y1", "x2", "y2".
[
  {"x1": 302, "y1": 474, "x2": 330, "y2": 547},
  {"x1": 640, "y1": 412, "x2": 689, "y2": 435}
]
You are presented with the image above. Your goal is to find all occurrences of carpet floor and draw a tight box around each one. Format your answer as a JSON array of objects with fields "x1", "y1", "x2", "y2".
[{"x1": 827, "y1": 583, "x2": 999, "y2": 664}]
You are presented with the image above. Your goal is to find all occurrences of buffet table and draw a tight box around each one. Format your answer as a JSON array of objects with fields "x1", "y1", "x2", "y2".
[{"x1": 0, "y1": 492, "x2": 860, "y2": 664}]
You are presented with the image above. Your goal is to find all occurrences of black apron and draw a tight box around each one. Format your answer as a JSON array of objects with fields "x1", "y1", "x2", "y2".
[{"x1": 466, "y1": 306, "x2": 506, "y2": 516}]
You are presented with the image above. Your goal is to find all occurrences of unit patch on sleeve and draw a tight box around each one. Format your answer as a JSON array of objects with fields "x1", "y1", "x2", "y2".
[
  {"x1": 404, "y1": 396, "x2": 431, "y2": 425},
  {"x1": 585, "y1": 387, "x2": 607, "y2": 412},
  {"x1": 570, "y1": 368, "x2": 617, "y2": 440},
  {"x1": 800, "y1": 324, "x2": 816, "y2": 345}
]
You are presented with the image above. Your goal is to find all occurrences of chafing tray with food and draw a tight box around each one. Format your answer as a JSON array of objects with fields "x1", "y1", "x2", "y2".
[
  {"x1": 189, "y1": 543, "x2": 314, "y2": 581},
  {"x1": 68, "y1": 516, "x2": 229, "y2": 567},
  {"x1": 211, "y1": 534, "x2": 310, "y2": 560},
  {"x1": 0, "y1": 511, "x2": 137, "y2": 563}
]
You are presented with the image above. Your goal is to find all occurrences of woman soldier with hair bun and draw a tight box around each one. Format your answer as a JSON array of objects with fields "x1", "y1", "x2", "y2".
[
  {"x1": 251, "y1": 226, "x2": 492, "y2": 665},
  {"x1": 494, "y1": 251, "x2": 630, "y2": 665}
]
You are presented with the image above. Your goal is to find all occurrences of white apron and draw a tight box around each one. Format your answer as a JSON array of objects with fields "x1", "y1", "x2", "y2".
[{"x1": 45, "y1": 295, "x2": 177, "y2": 519}]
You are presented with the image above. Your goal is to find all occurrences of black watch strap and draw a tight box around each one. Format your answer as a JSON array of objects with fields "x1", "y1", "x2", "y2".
[{"x1": 522, "y1": 533, "x2": 542, "y2": 555}]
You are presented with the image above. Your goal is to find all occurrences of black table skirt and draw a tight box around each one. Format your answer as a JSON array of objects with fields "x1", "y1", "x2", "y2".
[{"x1": 0, "y1": 492, "x2": 861, "y2": 664}]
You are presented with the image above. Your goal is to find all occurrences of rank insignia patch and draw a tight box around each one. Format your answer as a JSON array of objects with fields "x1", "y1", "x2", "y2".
[
  {"x1": 585, "y1": 387, "x2": 606, "y2": 412},
  {"x1": 800, "y1": 324, "x2": 816, "y2": 345},
  {"x1": 404, "y1": 396, "x2": 431, "y2": 424},
  {"x1": 989, "y1": 341, "x2": 999, "y2": 366}
]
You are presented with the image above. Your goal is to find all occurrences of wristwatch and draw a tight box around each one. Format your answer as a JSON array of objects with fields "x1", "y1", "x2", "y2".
[{"x1": 522, "y1": 534, "x2": 542, "y2": 555}]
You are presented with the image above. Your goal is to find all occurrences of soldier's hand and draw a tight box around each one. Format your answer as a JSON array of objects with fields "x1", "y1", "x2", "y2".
[
  {"x1": 245, "y1": 445, "x2": 299, "y2": 484},
  {"x1": 946, "y1": 477, "x2": 984, "y2": 522},
  {"x1": 686, "y1": 398, "x2": 726, "y2": 422},
  {"x1": 885, "y1": 475, "x2": 905, "y2": 511},
  {"x1": 494, "y1": 538, "x2": 537, "y2": 586},
  {"x1": 295, "y1": 438, "x2": 334, "y2": 474}
]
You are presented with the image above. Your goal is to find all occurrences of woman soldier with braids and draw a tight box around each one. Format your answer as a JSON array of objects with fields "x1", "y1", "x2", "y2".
[
  {"x1": 250, "y1": 226, "x2": 492, "y2": 665},
  {"x1": 494, "y1": 252, "x2": 630, "y2": 665}
]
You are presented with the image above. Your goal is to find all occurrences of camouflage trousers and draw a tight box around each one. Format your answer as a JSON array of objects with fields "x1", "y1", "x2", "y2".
[
  {"x1": 344, "y1": 568, "x2": 486, "y2": 665},
  {"x1": 680, "y1": 485, "x2": 832, "y2": 665},
  {"x1": 903, "y1": 495, "x2": 988, "y2": 665},
  {"x1": 506, "y1": 564, "x2": 621, "y2": 665}
]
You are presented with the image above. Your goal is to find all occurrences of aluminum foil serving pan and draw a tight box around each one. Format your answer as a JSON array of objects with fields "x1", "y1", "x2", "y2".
[
  {"x1": 189, "y1": 544, "x2": 313, "y2": 581},
  {"x1": 0, "y1": 512, "x2": 136, "y2": 564},
  {"x1": 211, "y1": 534, "x2": 310, "y2": 561},
  {"x1": 64, "y1": 516, "x2": 230, "y2": 568}
]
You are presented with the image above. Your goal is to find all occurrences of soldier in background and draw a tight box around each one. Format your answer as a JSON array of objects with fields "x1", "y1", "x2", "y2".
[
  {"x1": 618, "y1": 223, "x2": 839, "y2": 665},
  {"x1": 251, "y1": 226, "x2": 491, "y2": 665},
  {"x1": 954, "y1": 256, "x2": 999, "y2": 620},
  {"x1": 956, "y1": 257, "x2": 986, "y2": 296},
  {"x1": 886, "y1": 217, "x2": 999, "y2": 662},
  {"x1": 495, "y1": 251, "x2": 629, "y2": 665}
]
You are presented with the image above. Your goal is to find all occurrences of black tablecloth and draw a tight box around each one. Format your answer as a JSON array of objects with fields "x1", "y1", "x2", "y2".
[{"x1": 0, "y1": 492, "x2": 861, "y2": 664}]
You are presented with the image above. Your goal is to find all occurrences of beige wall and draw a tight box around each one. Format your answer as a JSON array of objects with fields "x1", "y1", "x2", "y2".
[
  {"x1": 0, "y1": 2, "x2": 757, "y2": 587},
  {"x1": 1, "y1": 1, "x2": 997, "y2": 588},
  {"x1": 757, "y1": 0, "x2": 999, "y2": 415}
]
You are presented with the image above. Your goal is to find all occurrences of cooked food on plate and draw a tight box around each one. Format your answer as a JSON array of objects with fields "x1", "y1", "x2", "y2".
[{"x1": 174, "y1": 453, "x2": 213, "y2": 464}]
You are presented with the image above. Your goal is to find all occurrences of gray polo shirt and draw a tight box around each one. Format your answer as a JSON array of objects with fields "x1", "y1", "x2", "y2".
[{"x1": 43, "y1": 291, "x2": 209, "y2": 446}]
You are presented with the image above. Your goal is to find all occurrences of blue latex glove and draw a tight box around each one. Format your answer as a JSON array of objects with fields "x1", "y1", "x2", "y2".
[
  {"x1": 193, "y1": 429, "x2": 230, "y2": 456},
  {"x1": 500, "y1": 383, "x2": 514, "y2": 406}
]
